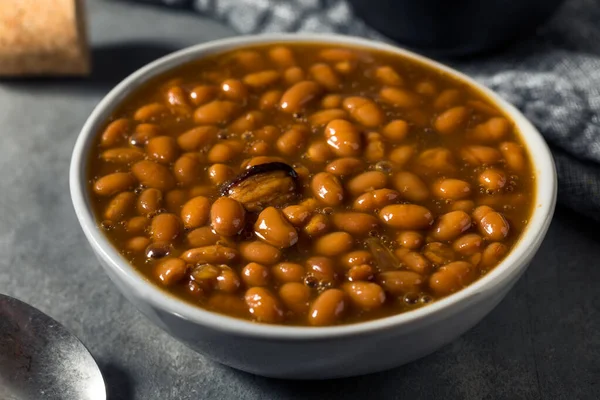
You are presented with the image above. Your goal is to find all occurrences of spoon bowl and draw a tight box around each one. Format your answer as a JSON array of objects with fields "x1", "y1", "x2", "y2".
[{"x1": 0, "y1": 294, "x2": 106, "y2": 400}]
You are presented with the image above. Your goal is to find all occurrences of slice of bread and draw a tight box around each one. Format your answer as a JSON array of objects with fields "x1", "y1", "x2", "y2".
[{"x1": 0, "y1": 0, "x2": 90, "y2": 76}]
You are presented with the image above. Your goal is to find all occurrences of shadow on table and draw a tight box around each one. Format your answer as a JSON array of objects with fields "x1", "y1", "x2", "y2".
[
  {"x1": 99, "y1": 362, "x2": 134, "y2": 400},
  {"x1": 0, "y1": 42, "x2": 179, "y2": 94}
]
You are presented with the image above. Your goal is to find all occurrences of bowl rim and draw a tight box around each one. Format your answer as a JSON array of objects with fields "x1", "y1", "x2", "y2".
[{"x1": 70, "y1": 33, "x2": 557, "y2": 340}]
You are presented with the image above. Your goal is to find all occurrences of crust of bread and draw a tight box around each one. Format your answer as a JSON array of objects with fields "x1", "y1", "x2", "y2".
[{"x1": 0, "y1": 0, "x2": 90, "y2": 76}]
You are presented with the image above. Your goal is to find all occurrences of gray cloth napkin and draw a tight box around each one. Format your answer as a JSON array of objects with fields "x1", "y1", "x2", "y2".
[{"x1": 132, "y1": 0, "x2": 600, "y2": 220}]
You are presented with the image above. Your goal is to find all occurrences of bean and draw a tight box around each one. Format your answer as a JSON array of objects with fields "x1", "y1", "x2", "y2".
[
  {"x1": 431, "y1": 211, "x2": 472, "y2": 241},
  {"x1": 314, "y1": 232, "x2": 354, "y2": 256},
  {"x1": 310, "y1": 63, "x2": 340, "y2": 91},
  {"x1": 303, "y1": 214, "x2": 331, "y2": 237},
  {"x1": 347, "y1": 264, "x2": 374, "y2": 282},
  {"x1": 146, "y1": 136, "x2": 178, "y2": 164},
  {"x1": 280, "y1": 81, "x2": 322, "y2": 113},
  {"x1": 434, "y1": 106, "x2": 469, "y2": 134},
  {"x1": 137, "y1": 188, "x2": 163, "y2": 215},
  {"x1": 321, "y1": 94, "x2": 342, "y2": 109},
  {"x1": 343, "y1": 96, "x2": 385, "y2": 127},
  {"x1": 306, "y1": 140, "x2": 333, "y2": 163},
  {"x1": 470, "y1": 117, "x2": 510, "y2": 142},
  {"x1": 347, "y1": 171, "x2": 387, "y2": 197},
  {"x1": 393, "y1": 171, "x2": 429, "y2": 202},
  {"x1": 208, "y1": 293, "x2": 248, "y2": 318},
  {"x1": 232, "y1": 50, "x2": 265, "y2": 70},
  {"x1": 432, "y1": 179, "x2": 471, "y2": 200},
  {"x1": 194, "y1": 100, "x2": 238, "y2": 125},
  {"x1": 272, "y1": 262, "x2": 305, "y2": 283},
  {"x1": 429, "y1": 261, "x2": 477, "y2": 296},
  {"x1": 277, "y1": 125, "x2": 309, "y2": 156},
  {"x1": 186, "y1": 226, "x2": 220, "y2": 247},
  {"x1": 451, "y1": 200, "x2": 475, "y2": 213},
  {"x1": 319, "y1": 48, "x2": 357, "y2": 62},
  {"x1": 150, "y1": 213, "x2": 181, "y2": 242},
  {"x1": 284, "y1": 69, "x2": 307, "y2": 88},
  {"x1": 93, "y1": 173, "x2": 135, "y2": 196},
  {"x1": 164, "y1": 189, "x2": 188, "y2": 213},
  {"x1": 396, "y1": 231, "x2": 424, "y2": 250},
  {"x1": 206, "y1": 164, "x2": 233, "y2": 186},
  {"x1": 130, "y1": 123, "x2": 161, "y2": 147},
  {"x1": 165, "y1": 86, "x2": 189, "y2": 107},
  {"x1": 279, "y1": 283, "x2": 311, "y2": 314},
  {"x1": 268, "y1": 46, "x2": 296, "y2": 67},
  {"x1": 453, "y1": 233, "x2": 483, "y2": 256},
  {"x1": 245, "y1": 287, "x2": 284, "y2": 323},
  {"x1": 423, "y1": 242, "x2": 456, "y2": 265},
  {"x1": 433, "y1": 89, "x2": 462, "y2": 110},
  {"x1": 207, "y1": 141, "x2": 242, "y2": 163},
  {"x1": 134, "y1": 103, "x2": 168, "y2": 121},
  {"x1": 415, "y1": 148, "x2": 456, "y2": 176},
  {"x1": 309, "y1": 108, "x2": 347, "y2": 126},
  {"x1": 308, "y1": 289, "x2": 346, "y2": 326},
  {"x1": 364, "y1": 133, "x2": 386, "y2": 162},
  {"x1": 254, "y1": 207, "x2": 298, "y2": 248},
  {"x1": 479, "y1": 168, "x2": 507, "y2": 191},
  {"x1": 398, "y1": 251, "x2": 432, "y2": 274},
  {"x1": 379, "y1": 204, "x2": 434, "y2": 230},
  {"x1": 126, "y1": 236, "x2": 151, "y2": 253},
  {"x1": 377, "y1": 271, "x2": 424, "y2": 296},
  {"x1": 481, "y1": 242, "x2": 509, "y2": 269},
  {"x1": 342, "y1": 281, "x2": 386, "y2": 310},
  {"x1": 100, "y1": 147, "x2": 144, "y2": 163},
  {"x1": 259, "y1": 90, "x2": 283, "y2": 110},
  {"x1": 460, "y1": 145, "x2": 502, "y2": 166},
  {"x1": 325, "y1": 119, "x2": 362, "y2": 157},
  {"x1": 210, "y1": 198, "x2": 245, "y2": 237},
  {"x1": 415, "y1": 80, "x2": 437, "y2": 96},
  {"x1": 228, "y1": 111, "x2": 264, "y2": 133},
  {"x1": 311, "y1": 172, "x2": 344, "y2": 206},
  {"x1": 325, "y1": 157, "x2": 364, "y2": 176},
  {"x1": 125, "y1": 216, "x2": 149, "y2": 234},
  {"x1": 499, "y1": 142, "x2": 527, "y2": 172},
  {"x1": 100, "y1": 118, "x2": 130, "y2": 147},
  {"x1": 248, "y1": 140, "x2": 269, "y2": 156},
  {"x1": 243, "y1": 70, "x2": 280, "y2": 88},
  {"x1": 189, "y1": 85, "x2": 217, "y2": 106},
  {"x1": 473, "y1": 206, "x2": 510, "y2": 241},
  {"x1": 180, "y1": 196, "x2": 210, "y2": 229},
  {"x1": 374, "y1": 66, "x2": 403, "y2": 86},
  {"x1": 382, "y1": 120, "x2": 409, "y2": 142},
  {"x1": 306, "y1": 256, "x2": 337, "y2": 286},
  {"x1": 341, "y1": 250, "x2": 373, "y2": 269},
  {"x1": 239, "y1": 241, "x2": 282, "y2": 265},
  {"x1": 104, "y1": 192, "x2": 136, "y2": 221},
  {"x1": 353, "y1": 188, "x2": 400, "y2": 211},
  {"x1": 331, "y1": 212, "x2": 379, "y2": 236},
  {"x1": 389, "y1": 145, "x2": 415, "y2": 167},
  {"x1": 132, "y1": 160, "x2": 175, "y2": 191},
  {"x1": 220, "y1": 79, "x2": 247, "y2": 101},
  {"x1": 155, "y1": 258, "x2": 187, "y2": 286},
  {"x1": 242, "y1": 155, "x2": 285, "y2": 169},
  {"x1": 282, "y1": 204, "x2": 312, "y2": 227},
  {"x1": 173, "y1": 154, "x2": 200, "y2": 186},
  {"x1": 379, "y1": 87, "x2": 421, "y2": 108},
  {"x1": 177, "y1": 126, "x2": 218, "y2": 151},
  {"x1": 242, "y1": 263, "x2": 270, "y2": 287},
  {"x1": 181, "y1": 245, "x2": 239, "y2": 264},
  {"x1": 216, "y1": 268, "x2": 241, "y2": 293}
]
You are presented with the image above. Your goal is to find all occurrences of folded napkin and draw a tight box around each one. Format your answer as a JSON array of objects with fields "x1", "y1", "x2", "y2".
[{"x1": 132, "y1": 0, "x2": 600, "y2": 220}]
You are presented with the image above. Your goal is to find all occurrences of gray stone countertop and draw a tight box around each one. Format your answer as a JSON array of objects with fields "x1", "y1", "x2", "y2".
[{"x1": 0, "y1": 0, "x2": 598, "y2": 398}]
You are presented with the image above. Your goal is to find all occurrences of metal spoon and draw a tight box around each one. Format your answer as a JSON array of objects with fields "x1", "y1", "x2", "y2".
[{"x1": 0, "y1": 294, "x2": 106, "y2": 400}]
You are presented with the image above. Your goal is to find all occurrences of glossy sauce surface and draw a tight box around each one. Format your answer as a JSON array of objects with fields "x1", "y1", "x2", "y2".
[{"x1": 88, "y1": 43, "x2": 535, "y2": 326}]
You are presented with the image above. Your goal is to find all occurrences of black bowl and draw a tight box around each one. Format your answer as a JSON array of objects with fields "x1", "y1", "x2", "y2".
[{"x1": 347, "y1": 0, "x2": 564, "y2": 56}]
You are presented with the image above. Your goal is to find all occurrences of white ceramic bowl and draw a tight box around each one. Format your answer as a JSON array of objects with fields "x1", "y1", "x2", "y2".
[{"x1": 70, "y1": 34, "x2": 557, "y2": 379}]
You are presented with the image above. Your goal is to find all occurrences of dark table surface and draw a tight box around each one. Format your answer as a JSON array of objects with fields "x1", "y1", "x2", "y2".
[{"x1": 0, "y1": 0, "x2": 598, "y2": 398}]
